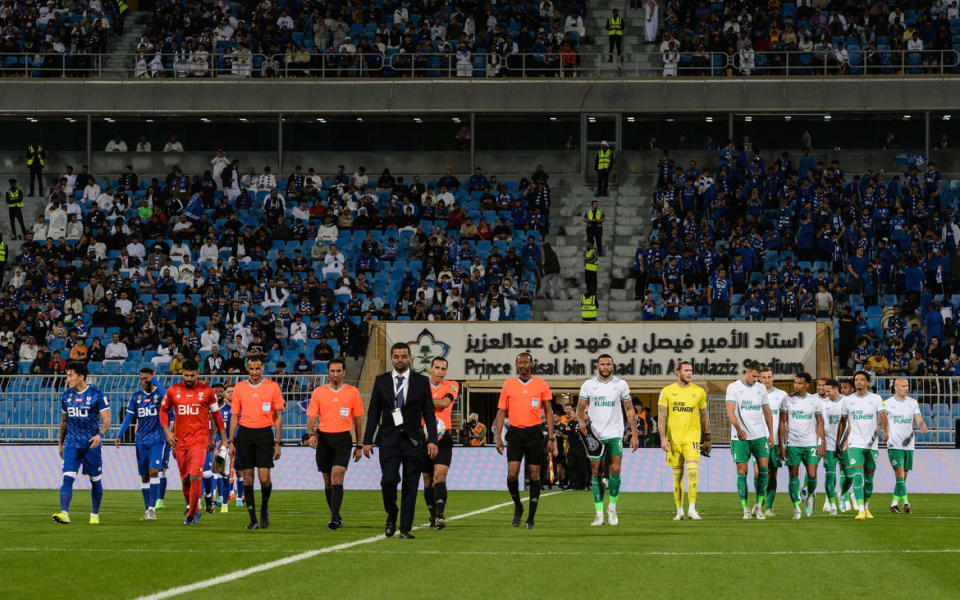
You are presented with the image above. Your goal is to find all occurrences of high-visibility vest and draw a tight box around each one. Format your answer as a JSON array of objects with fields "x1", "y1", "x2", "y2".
[
  {"x1": 584, "y1": 248, "x2": 598, "y2": 271},
  {"x1": 597, "y1": 148, "x2": 611, "y2": 170},
  {"x1": 117, "y1": 0, "x2": 129, "y2": 14},
  {"x1": 607, "y1": 16, "x2": 623, "y2": 36},
  {"x1": 0, "y1": 241, "x2": 6, "y2": 262},
  {"x1": 581, "y1": 294, "x2": 597, "y2": 319},
  {"x1": 27, "y1": 145, "x2": 44, "y2": 167},
  {"x1": 587, "y1": 208, "x2": 604, "y2": 222},
  {"x1": 5, "y1": 189, "x2": 23, "y2": 208}
]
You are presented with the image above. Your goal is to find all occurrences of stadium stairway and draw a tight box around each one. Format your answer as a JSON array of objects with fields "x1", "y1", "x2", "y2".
[
  {"x1": 102, "y1": 12, "x2": 153, "y2": 76},
  {"x1": 581, "y1": 0, "x2": 656, "y2": 77},
  {"x1": 606, "y1": 175, "x2": 655, "y2": 320}
]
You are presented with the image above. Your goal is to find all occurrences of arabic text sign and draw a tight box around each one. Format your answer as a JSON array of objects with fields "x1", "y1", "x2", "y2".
[{"x1": 385, "y1": 322, "x2": 819, "y2": 380}]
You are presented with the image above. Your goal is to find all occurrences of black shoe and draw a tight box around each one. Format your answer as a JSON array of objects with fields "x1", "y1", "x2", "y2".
[
  {"x1": 328, "y1": 518, "x2": 343, "y2": 530},
  {"x1": 204, "y1": 497, "x2": 214, "y2": 514},
  {"x1": 434, "y1": 516, "x2": 446, "y2": 530},
  {"x1": 429, "y1": 516, "x2": 436, "y2": 529},
  {"x1": 398, "y1": 531, "x2": 415, "y2": 539},
  {"x1": 512, "y1": 506, "x2": 524, "y2": 527},
  {"x1": 904, "y1": 503, "x2": 912, "y2": 514},
  {"x1": 525, "y1": 520, "x2": 535, "y2": 529},
  {"x1": 890, "y1": 505, "x2": 901, "y2": 513},
  {"x1": 259, "y1": 509, "x2": 270, "y2": 529},
  {"x1": 245, "y1": 520, "x2": 260, "y2": 530},
  {"x1": 385, "y1": 516, "x2": 397, "y2": 537}
]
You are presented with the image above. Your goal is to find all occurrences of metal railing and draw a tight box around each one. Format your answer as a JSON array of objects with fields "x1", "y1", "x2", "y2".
[
  {"x1": 3, "y1": 49, "x2": 958, "y2": 78},
  {"x1": 706, "y1": 376, "x2": 957, "y2": 446},
  {"x1": 0, "y1": 374, "x2": 326, "y2": 443}
]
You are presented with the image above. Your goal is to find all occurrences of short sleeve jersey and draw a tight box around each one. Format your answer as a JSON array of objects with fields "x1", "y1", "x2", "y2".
[
  {"x1": 307, "y1": 384, "x2": 364, "y2": 433},
  {"x1": 125, "y1": 382, "x2": 167, "y2": 446},
  {"x1": 782, "y1": 393, "x2": 823, "y2": 447},
  {"x1": 160, "y1": 382, "x2": 218, "y2": 448},
  {"x1": 840, "y1": 392, "x2": 885, "y2": 450},
  {"x1": 430, "y1": 380, "x2": 460, "y2": 431},
  {"x1": 498, "y1": 377, "x2": 553, "y2": 428},
  {"x1": 884, "y1": 396, "x2": 921, "y2": 450},
  {"x1": 580, "y1": 376, "x2": 631, "y2": 440},
  {"x1": 61, "y1": 385, "x2": 109, "y2": 448},
  {"x1": 658, "y1": 382, "x2": 707, "y2": 444},
  {"x1": 233, "y1": 379, "x2": 285, "y2": 428},
  {"x1": 765, "y1": 387, "x2": 788, "y2": 445},
  {"x1": 822, "y1": 398, "x2": 844, "y2": 449},
  {"x1": 726, "y1": 379, "x2": 770, "y2": 440}
]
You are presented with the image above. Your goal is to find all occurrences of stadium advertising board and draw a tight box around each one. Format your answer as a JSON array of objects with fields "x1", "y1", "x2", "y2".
[{"x1": 385, "y1": 322, "x2": 818, "y2": 380}]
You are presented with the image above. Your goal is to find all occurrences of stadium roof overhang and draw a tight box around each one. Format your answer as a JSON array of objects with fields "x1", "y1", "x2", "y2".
[{"x1": 1, "y1": 77, "x2": 957, "y2": 115}]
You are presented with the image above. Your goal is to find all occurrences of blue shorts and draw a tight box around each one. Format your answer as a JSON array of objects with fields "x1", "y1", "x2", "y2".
[
  {"x1": 136, "y1": 442, "x2": 164, "y2": 477},
  {"x1": 63, "y1": 446, "x2": 103, "y2": 481},
  {"x1": 203, "y1": 451, "x2": 213, "y2": 473},
  {"x1": 161, "y1": 443, "x2": 171, "y2": 470}
]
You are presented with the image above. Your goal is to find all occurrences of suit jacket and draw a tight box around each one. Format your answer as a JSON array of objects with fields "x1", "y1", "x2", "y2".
[{"x1": 363, "y1": 370, "x2": 438, "y2": 448}]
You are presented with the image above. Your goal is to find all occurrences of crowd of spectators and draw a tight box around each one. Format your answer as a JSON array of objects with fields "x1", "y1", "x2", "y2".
[
  {"x1": 657, "y1": 0, "x2": 960, "y2": 75},
  {"x1": 0, "y1": 0, "x2": 122, "y2": 77},
  {"x1": 632, "y1": 138, "x2": 960, "y2": 376},
  {"x1": 0, "y1": 150, "x2": 551, "y2": 381},
  {"x1": 137, "y1": 0, "x2": 586, "y2": 78}
]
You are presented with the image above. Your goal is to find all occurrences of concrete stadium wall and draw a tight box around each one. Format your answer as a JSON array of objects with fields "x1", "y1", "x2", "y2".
[{"x1": 3, "y1": 446, "x2": 959, "y2": 493}]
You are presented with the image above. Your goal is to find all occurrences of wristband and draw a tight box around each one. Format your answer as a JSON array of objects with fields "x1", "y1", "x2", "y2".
[
  {"x1": 703, "y1": 433, "x2": 711, "y2": 439},
  {"x1": 354, "y1": 444, "x2": 362, "y2": 449}
]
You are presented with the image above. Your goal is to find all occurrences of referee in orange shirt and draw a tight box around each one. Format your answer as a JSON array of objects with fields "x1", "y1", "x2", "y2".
[
  {"x1": 493, "y1": 352, "x2": 557, "y2": 529},
  {"x1": 227, "y1": 356, "x2": 285, "y2": 530},
  {"x1": 306, "y1": 359, "x2": 364, "y2": 529},
  {"x1": 422, "y1": 357, "x2": 459, "y2": 529}
]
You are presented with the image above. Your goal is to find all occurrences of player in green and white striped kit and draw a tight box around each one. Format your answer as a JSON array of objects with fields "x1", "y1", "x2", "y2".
[
  {"x1": 778, "y1": 372, "x2": 825, "y2": 520},
  {"x1": 836, "y1": 371, "x2": 888, "y2": 520},
  {"x1": 885, "y1": 378, "x2": 928, "y2": 514},
  {"x1": 820, "y1": 379, "x2": 844, "y2": 515},
  {"x1": 577, "y1": 354, "x2": 640, "y2": 526},
  {"x1": 753, "y1": 367, "x2": 787, "y2": 517},
  {"x1": 725, "y1": 361, "x2": 774, "y2": 520}
]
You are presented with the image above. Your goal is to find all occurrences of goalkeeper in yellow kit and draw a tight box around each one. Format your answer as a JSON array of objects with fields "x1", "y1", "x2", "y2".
[{"x1": 658, "y1": 361, "x2": 712, "y2": 521}]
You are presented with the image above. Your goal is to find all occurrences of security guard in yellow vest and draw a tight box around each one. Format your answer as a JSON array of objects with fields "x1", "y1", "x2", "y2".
[
  {"x1": 584, "y1": 240, "x2": 598, "y2": 296},
  {"x1": 5, "y1": 179, "x2": 27, "y2": 240},
  {"x1": 26, "y1": 139, "x2": 45, "y2": 197},
  {"x1": 595, "y1": 141, "x2": 611, "y2": 197},
  {"x1": 115, "y1": 0, "x2": 129, "y2": 34},
  {"x1": 584, "y1": 199, "x2": 604, "y2": 257},
  {"x1": 580, "y1": 293, "x2": 598, "y2": 321},
  {"x1": 0, "y1": 231, "x2": 6, "y2": 285},
  {"x1": 607, "y1": 9, "x2": 623, "y2": 62}
]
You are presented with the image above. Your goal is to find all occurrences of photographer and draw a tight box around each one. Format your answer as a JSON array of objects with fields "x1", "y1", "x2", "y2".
[{"x1": 463, "y1": 412, "x2": 487, "y2": 446}]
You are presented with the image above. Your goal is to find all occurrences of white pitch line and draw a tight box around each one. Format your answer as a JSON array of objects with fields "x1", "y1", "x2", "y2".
[
  {"x1": 335, "y1": 548, "x2": 960, "y2": 557},
  {"x1": 134, "y1": 491, "x2": 560, "y2": 600},
  {"x1": 2, "y1": 547, "x2": 280, "y2": 554}
]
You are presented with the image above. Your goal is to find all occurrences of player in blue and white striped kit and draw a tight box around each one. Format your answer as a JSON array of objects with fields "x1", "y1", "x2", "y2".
[
  {"x1": 114, "y1": 367, "x2": 167, "y2": 520},
  {"x1": 53, "y1": 361, "x2": 111, "y2": 525}
]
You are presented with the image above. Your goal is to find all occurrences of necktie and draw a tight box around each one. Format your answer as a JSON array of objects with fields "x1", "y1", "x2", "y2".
[{"x1": 395, "y1": 375, "x2": 405, "y2": 409}]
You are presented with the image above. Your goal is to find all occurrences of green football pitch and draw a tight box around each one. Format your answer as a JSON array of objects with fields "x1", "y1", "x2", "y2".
[{"x1": 4, "y1": 489, "x2": 959, "y2": 599}]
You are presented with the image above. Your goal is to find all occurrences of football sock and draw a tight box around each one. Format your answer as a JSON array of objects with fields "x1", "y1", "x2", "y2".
[
  {"x1": 159, "y1": 472, "x2": 167, "y2": 499},
  {"x1": 187, "y1": 479, "x2": 201, "y2": 518},
  {"x1": 261, "y1": 484, "x2": 272, "y2": 511},
  {"x1": 753, "y1": 474, "x2": 760, "y2": 504},
  {"x1": 150, "y1": 477, "x2": 161, "y2": 509},
  {"x1": 852, "y1": 470, "x2": 865, "y2": 503},
  {"x1": 424, "y1": 485, "x2": 436, "y2": 517},
  {"x1": 672, "y1": 467, "x2": 684, "y2": 508},
  {"x1": 825, "y1": 470, "x2": 837, "y2": 500},
  {"x1": 324, "y1": 487, "x2": 332, "y2": 509},
  {"x1": 736, "y1": 473, "x2": 748, "y2": 507},
  {"x1": 894, "y1": 478, "x2": 906, "y2": 504},
  {"x1": 527, "y1": 480, "x2": 541, "y2": 521},
  {"x1": 863, "y1": 471, "x2": 874, "y2": 503},
  {"x1": 202, "y1": 475, "x2": 212, "y2": 498},
  {"x1": 756, "y1": 466, "x2": 768, "y2": 508},
  {"x1": 686, "y1": 464, "x2": 698, "y2": 506},
  {"x1": 806, "y1": 476, "x2": 817, "y2": 497},
  {"x1": 507, "y1": 479, "x2": 522, "y2": 510},
  {"x1": 608, "y1": 474, "x2": 621, "y2": 507},
  {"x1": 244, "y1": 483, "x2": 257, "y2": 520},
  {"x1": 218, "y1": 477, "x2": 228, "y2": 502},
  {"x1": 435, "y1": 482, "x2": 447, "y2": 516},
  {"x1": 840, "y1": 470, "x2": 853, "y2": 496},
  {"x1": 181, "y1": 477, "x2": 191, "y2": 506},
  {"x1": 91, "y1": 480, "x2": 103, "y2": 515},
  {"x1": 140, "y1": 482, "x2": 151, "y2": 509},
  {"x1": 789, "y1": 476, "x2": 801, "y2": 506},
  {"x1": 331, "y1": 484, "x2": 343, "y2": 520},
  {"x1": 591, "y1": 476, "x2": 604, "y2": 511},
  {"x1": 60, "y1": 473, "x2": 75, "y2": 512},
  {"x1": 765, "y1": 472, "x2": 778, "y2": 510}
]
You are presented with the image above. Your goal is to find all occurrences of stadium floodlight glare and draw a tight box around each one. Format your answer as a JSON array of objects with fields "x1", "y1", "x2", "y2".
[
  {"x1": 705, "y1": 116, "x2": 713, "y2": 123},
  {"x1": 666, "y1": 118, "x2": 675, "y2": 122},
  {"x1": 414, "y1": 117, "x2": 422, "y2": 123},
  {"x1": 744, "y1": 115, "x2": 753, "y2": 122},
  {"x1": 452, "y1": 117, "x2": 461, "y2": 123},
  {"x1": 784, "y1": 115, "x2": 792, "y2": 121},
  {"x1": 200, "y1": 118, "x2": 211, "y2": 123},
  {"x1": 238, "y1": 117, "x2": 248, "y2": 122},
  {"x1": 549, "y1": 117, "x2": 558, "y2": 122},
  {"x1": 356, "y1": 117, "x2": 364, "y2": 122},
  {"x1": 626, "y1": 116, "x2": 636, "y2": 123},
  {"x1": 943, "y1": 114, "x2": 952, "y2": 121},
  {"x1": 824, "y1": 114, "x2": 832, "y2": 121},
  {"x1": 903, "y1": 114, "x2": 911, "y2": 121}
]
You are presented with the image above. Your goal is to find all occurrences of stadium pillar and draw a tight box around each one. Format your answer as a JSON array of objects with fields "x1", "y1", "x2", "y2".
[
  {"x1": 924, "y1": 111, "x2": 930, "y2": 159},
  {"x1": 469, "y1": 113, "x2": 475, "y2": 170},
  {"x1": 278, "y1": 113, "x2": 284, "y2": 177},
  {"x1": 580, "y1": 113, "x2": 588, "y2": 186},
  {"x1": 728, "y1": 112, "x2": 734, "y2": 142},
  {"x1": 86, "y1": 114, "x2": 92, "y2": 169},
  {"x1": 614, "y1": 113, "x2": 622, "y2": 188}
]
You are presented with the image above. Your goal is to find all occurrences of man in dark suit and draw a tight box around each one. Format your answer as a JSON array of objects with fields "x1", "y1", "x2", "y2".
[{"x1": 363, "y1": 342, "x2": 439, "y2": 539}]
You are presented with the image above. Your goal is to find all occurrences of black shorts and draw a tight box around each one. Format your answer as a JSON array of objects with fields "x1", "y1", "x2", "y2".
[
  {"x1": 421, "y1": 432, "x2": 454, "y2": 473},
  {"x1": 506, "y1": 425, "x2": 545, "y2": 465},
  {"x1": 235, "y1": 426, "x2": 275, "y2": 469},
  {"x1": 315, "y1": 431, "x2": 354, "y2": 473}
]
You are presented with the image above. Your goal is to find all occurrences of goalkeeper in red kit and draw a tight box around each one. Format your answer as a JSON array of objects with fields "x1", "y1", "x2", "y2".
[{"x1": 159, "y1": 359, "x2": 226, "y2": 525}]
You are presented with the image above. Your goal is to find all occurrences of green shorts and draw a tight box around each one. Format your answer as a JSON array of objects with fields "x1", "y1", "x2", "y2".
[
  {"x1": 823, "y1": 451, "x2": 839, "y2": 472},
  {"x1": 731, "y1": 437, "x2": 768, "y2": 464},
  {"x1": 756, "y1": 444, "x2": 782, "y2": 469},
  {"x1": 846, "y1": 447, "x2": 878, "y2": 470},
  {"x1": 786, "y1": 445, "x2": 820, "y2": 467},
  {"x1": 589, "y1": 438, "x2": 623, "y2": 460},
  {"x1": 888, "y1": 449, "x2": 914, "y2": 471}
]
